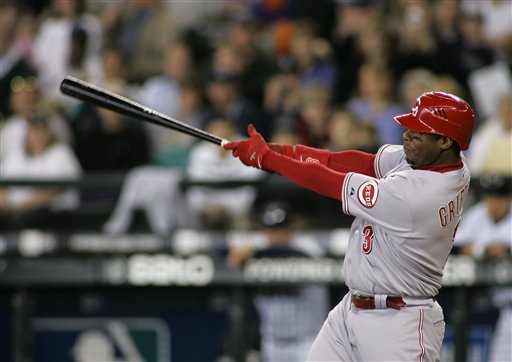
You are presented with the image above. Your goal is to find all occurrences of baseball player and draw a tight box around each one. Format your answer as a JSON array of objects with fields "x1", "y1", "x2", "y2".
[
  {"x1": 228, "y1": 201, "x2": 329, "y2": 361},
  {"x1": 224, "y1": 91, "x2": 475, "y2": 361}
]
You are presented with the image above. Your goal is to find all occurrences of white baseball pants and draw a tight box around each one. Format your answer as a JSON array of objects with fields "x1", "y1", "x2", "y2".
[{"x1": 307, "y1": 292, "x2": 445, "y2": 361}]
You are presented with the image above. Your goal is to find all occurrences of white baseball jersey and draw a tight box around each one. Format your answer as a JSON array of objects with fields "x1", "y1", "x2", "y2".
[{"x1": 341, "y1": 144, "x2": 470, "y2": 297}]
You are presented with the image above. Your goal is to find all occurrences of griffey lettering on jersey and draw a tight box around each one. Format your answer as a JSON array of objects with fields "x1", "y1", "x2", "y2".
[{"x1": 438, "y1": 183, "x2": 469, "y2": 227}]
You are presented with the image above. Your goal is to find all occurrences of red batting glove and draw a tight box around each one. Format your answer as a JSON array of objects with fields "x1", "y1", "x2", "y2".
[
  {"x1": 223, "y1": 124, "x2": 271, "y2": 169},
  {"x1": 268, "y1": 143, "x2": 295, "y2": 157}
]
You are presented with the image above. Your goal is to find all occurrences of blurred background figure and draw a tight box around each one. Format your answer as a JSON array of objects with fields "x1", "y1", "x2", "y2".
[
  {"x1": 397, "y1": 68, "x2": 437, "y2": 111},
  {"x1": 98, "y1": 47, "x2": 129, "y2": 89},
  {"x1": 296, "y1": 86, "x2": 332, "y2": 148},
  {"x1": 263, "y1": 59, "x2": 302, "y2": 130},
  {"x1": 34, "y1": 0, "x2": 103, "y2": 109},
  {"x1": 227, "y1": 200, "x2": 329, "y2": 362},
  {"x1": 326, "y1": 109, "x2": 378, "y2": 152},
  {"x1": 0, "y1": 76, "x2": 72, "y2": 162},
  {"x1": 138, "y1": 41, "x2": 196, "y2": 159},
  {"x1": 101, "y1": 0, "x2": 179, "y2": 84},
  {"x1": 461, "y1": 0, "x2": 512, "y2": 61},
  {"x1": 223, "y1": 14, "x2": 278, "y2": 105},
  {"x1": 205, "y1": 72, "x2": 270, "y2": 139},
  {"x1": 468, "y1": 91, "x2": 512, "y2": 176},
  {"x1": 347, "y1": 63, "x2": 406, "y2": 145},
  {"x1": 151, "y1": 80, "x2": 207, "y2": 170},
  {"x1": 429, "y1": 74, "x2": 466, "y2": 99},
  {"x1": 430, "y1": 0, "x2": 467, "y2": 88},
  {"x1": 391, "y1": 0, "x2": 441, "y2": 78},
  {"x1": 0, "y1": 112, "x2": 82, "y2": 230},
  {"x1": 329, "y1": 0, "x2": 381, "y2": 102},
  {"x1": 0, "y1": 1, "x2": 37, "y2": 119},
  {"x1": 454, "y1": 174, "x2": 512, "y2": 362},
  {"x1": 287, "y1": 20, "x2": 338, "y2": 91},
  {"x1": 457, "y1": 11, "x2": 496, "y2": 90},
  {"x1": 69, "y1": 82, "x2": 150, "y2": 172},
  {"x1": 186, "y1": 119, "x2": 264, "y2": 229}
]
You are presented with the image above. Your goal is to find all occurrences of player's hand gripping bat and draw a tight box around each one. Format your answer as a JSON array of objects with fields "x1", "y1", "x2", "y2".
[{"x1": 60, "y1": 76, "x2": 229, "y2": 146}]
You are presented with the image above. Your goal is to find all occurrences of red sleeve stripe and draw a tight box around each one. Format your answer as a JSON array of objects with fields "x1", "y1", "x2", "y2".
[
  {"x1": 342, "y1": 172, "x2": 354, "y2": 215},
  {"x1": 374, "y1": 144, "x2": 390, "y2": 179}
]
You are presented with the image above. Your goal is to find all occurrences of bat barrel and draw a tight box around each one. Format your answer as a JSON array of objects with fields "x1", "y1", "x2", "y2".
[{"x1": 60, "y1": 76, "x2": 226, "y2": 146}]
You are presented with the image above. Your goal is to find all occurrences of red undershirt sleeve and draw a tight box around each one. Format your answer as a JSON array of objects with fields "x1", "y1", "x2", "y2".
[
  {"x1": 294, "y1": 145, "x2": 376, "y2": 177},
  {"x1": 327, "y1": 150, "x2": 377, "y2": 177},
  {"x1": 263, "y1": 151, "x2": 346, "y2": 201}
]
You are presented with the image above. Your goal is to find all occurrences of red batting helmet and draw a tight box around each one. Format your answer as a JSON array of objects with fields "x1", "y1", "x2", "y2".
[{"x1": 394, "y1": 91, "x2": 475, "y2": 150}]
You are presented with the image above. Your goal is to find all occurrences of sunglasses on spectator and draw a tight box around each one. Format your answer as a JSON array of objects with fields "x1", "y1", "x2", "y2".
[{"x1": 10, "y1": 76, "x2": 39, "y2": 93}]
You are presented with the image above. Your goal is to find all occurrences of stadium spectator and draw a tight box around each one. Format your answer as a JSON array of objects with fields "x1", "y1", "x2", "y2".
[
  {"x1": 391, "y1": 1, "x2": 443, "y2": 78},
  {"x1": 186, "y1": 119, "x2": 264, "y2": 229},
  {"x1": 263, "y1": 60, "x2": 301, "y2": 125},
  {"x1": 138, "y1": 41, "x2": 196, "y2": 157},
  {"x1": 98, "y1": 47, "x2": 128, "y2": 89},
  {"x1": 0, "y1": 76, "x2": 72, "y2": 161},
  {"x1": 468, "y1": 92, "x2": 512, "y2": 175},
  {"x1": 354, "y1": 19, "x2": 394, "y2": 69},
  {"x1": 431, "y1": 0, "x2": 467, "y2": 86},
  {"x1": 461, "y1": 0, "x2": 512, "y2": 60},
  {"x1": 227, "y1": 200, "x2": 329, "y2": 362},
  {"x1": 457, "y1": 12, "x2": 496, "y2": 89},
  {"x1": 0, "y1": 112, "x2": 82, "y2": 230},
  {"x1": 326, "y1": 109, "x2": 378, "y2": 152},
  {"x1": 454, "y1": 174, "x2": 512, "y2": 362},
  {"x1": 287, "y1": 20, "x2": 338, "y2": 90},
  {"x1": 397, "y1": 68, "x2": 437, "y2": 110},
  {"x1": 0, "y1": 2, "x2": 37, "y2": 119},
  {"x1": 152, "y1": 80, "x2": 208, "y2": 170},
  {"x1": 268, "y1": 127, "x2": 301, "y2": 148},
  {"x1": 34, "y1": 0, "x2": 103, "y2": 108},
  {"x1": 204, "y1": 72, "x2": 270, "y2": 139},
  {"x1": 101, "y1": 0, "x2": 180, "y2": 83},
  {"x1": 223, "y1": 14, "x2": 278, "y2": 105},
  {"x1": 329, "y1": 0, "x2": 382, "y2": 102},
  {"x1": 430, "y1": 74, "x2": 468, "y2": 102},
  {"x1": 347, "y1": 63, "x2": 406, "y2": 145},
  {"x1": 70, "y1": 82, "x2": 150, "y2": 172},
  {"x1": 212, "y1": 44, "x2": 246, "y2": 81},
  {"x1": 295, "y1": 86, "x2": 332, "y2": 148}
]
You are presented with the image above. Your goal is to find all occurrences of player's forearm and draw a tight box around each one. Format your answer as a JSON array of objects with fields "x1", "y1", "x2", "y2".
[
  {"x1": 327, "y1": 150, "x2": 376, "y2": 176},
  {"x1": 273, "y1": 144, "x2": 376, "y2": 176},
  {"x1": 263, "y1": 151, "x2": 345, "y2": 200}
]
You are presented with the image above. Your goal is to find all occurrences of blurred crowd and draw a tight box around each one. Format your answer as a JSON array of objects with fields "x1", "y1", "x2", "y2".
[{"x1": 0, "y1": 0, "x2": 511, "y2": 230}]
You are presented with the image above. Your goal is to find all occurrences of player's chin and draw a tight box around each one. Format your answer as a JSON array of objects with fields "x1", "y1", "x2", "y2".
[{"x1": 405, "y1": 156, "x2": 417, "y2": 168}]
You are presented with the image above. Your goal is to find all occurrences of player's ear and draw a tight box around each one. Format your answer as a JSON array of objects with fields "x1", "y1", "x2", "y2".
[{"x1": 438, "y1": 136, "x2": 453, "y2": 150}]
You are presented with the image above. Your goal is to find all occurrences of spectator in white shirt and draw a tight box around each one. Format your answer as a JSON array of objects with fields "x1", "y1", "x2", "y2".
[
  {"x1": 0, "y1": 112, "x2": 82, "y2": 230},
  {"x1": 186, "y1": 118, "x2": 264, "y2": 228}
]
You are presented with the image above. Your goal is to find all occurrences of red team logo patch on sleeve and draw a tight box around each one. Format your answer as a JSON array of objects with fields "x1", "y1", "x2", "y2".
[{"x1": 357, "y1": 180, "x2": 379, "y2": 208}]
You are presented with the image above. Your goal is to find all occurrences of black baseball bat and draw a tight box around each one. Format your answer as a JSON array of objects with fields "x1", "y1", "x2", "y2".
[{"x1": 60, "y1": 76, "x2": 229, "y2": 146}]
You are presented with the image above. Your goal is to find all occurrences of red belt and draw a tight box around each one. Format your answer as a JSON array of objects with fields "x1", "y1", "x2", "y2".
[{"x1": 351, "y1": 294, "x2": 406, "y2": 310}]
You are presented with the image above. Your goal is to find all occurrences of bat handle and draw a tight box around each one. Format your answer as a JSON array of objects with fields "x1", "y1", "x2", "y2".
[{"x1": 220, "y1": 139, "x2": 230, "y2": 147}]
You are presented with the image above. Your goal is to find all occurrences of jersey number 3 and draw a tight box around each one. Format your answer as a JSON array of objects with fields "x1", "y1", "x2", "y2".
[{"x1": 362, "y1": 225, "x2": 374, "y2": 254}]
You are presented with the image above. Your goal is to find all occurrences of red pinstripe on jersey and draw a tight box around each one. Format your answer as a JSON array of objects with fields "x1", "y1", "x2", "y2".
[
  {"x1": 418, "y1": 309, "x2": 426, "y2": 362},
  {"x1": 374, "y1": 144, "x2": 392, "y2": 178},
  {"x1": 343, "y1": 172, "x2": 355, "y2": 216}
]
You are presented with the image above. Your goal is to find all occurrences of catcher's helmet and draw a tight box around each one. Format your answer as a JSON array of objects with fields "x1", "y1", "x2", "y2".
[{"x1": 394, "y1": 91, "x2": 475, "y2": 150}]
